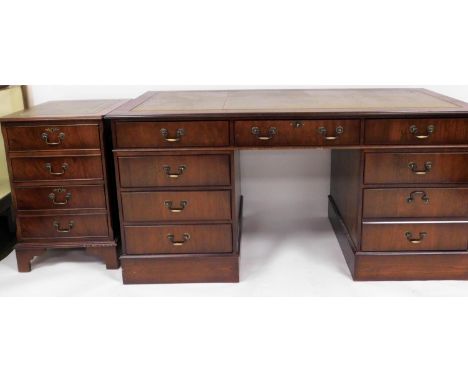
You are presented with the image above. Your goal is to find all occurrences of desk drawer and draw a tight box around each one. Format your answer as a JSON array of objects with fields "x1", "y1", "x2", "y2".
[
  {"x1": 118, "y1": 154, "x2": 231, "y2": 188},
  {"x1": 6, "y1": 123, "x2": 101, "y2": 151},
  {"x1": 14, "y1": 185, "x2": 107, "y2": 211},
  {"x1": 18, "y1": 214, "x2": 109, "y2": 239},
  {"x1": 363, "y1": 188, "x2": 468, "y2": 218},
  {"x1": 114, "y1": 121, "x2": 230, "y2": 148},
  {"x1": 361, "y1": 222, "x2": 468, "y2": 252},
  {"x1": 121, "y1": 190, "x2": 231, "y2": 222},
  {"x1": 365, "y1": 118, "x2": 468, "y2": 145},
  {"x1": 10, "y1": 156, "x2": 104, "y2": 182},
  {"x1": 124, "y1": 224, "x2": 233, "y2": 254},
  {"x1": 234, "y1": 119, "x2": 360, "y2": 146},
  {"x1": 364, "y1": 152, "x2": 468, "y2": 184}
]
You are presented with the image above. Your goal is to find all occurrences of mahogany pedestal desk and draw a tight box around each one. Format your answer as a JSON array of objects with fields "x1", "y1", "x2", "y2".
[
  {"x1": 107, "y1": 88, "x2": 468, "y2": 283},
  {"x1": 2, "y1": 89, "x2": 468, "y2": 284}
]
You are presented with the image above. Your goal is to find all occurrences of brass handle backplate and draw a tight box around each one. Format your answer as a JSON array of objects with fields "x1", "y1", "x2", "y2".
[
  {"x1": 45, "y1": 162, "x2": 68, "y2": 176},
  {"x1": 54, "y1": 220, "x2": 74, "y2": 233},
  {"x1": 160, "y1": 128, "x2": 185, "y2": 142},
  {"x1": 48, "y1": 188, "x2": 72, "y2": 206},
  {"x1": 251, "y1": 126, "x2": 277, "y2": 141},
  {"x1": 317, "y1": 126, "x2": 344, "y2": 140},
  {"x1": 409, "y1": 124, "x2": 435, "y2": 139},
  {"x1": 41, "y1": 131, "x2": 65, "y2": 145},
  {"x1": 406, "y1": 191, "x2": 429, "y2": 204},
  {"x1": 408, "y1": 161, "x2": 432, "y2": 175},
  {"x1": 405, "y1": 231, "x2": 427, "y2": 244},
  {"x1": 163, "y1": 165, "x2": 186, "y2": 179},
  {"x1": 164, "y1": 200, "x2": 188, "y2": 213},
  {"x1": 167, "y1": 233, "x2": 191, "y2": 246}
]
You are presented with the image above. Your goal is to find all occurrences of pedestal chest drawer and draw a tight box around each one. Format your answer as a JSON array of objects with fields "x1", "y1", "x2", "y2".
[
  {"x1": 234, "y1": 119, "x2": 360, "y2": 146},
  {"x1": 5, "y1": 123, "x2": 101, "y2": 151},
  {"x1": 364, "y1": 118, "x2": 468, "y2": 145},
  {"x1": 118, "y1": 154, "x2": 231, "y2": 188},
  {"x1": 18, "y1": 214, "x2": 110, "y2": 239},
  {"x1": 114, "y1": 121, "x2": 230, "y2": 148},
  {"x1": 364, "y1": 152, "x2": 468, "y2": 184},
  {"x1": 121, "y1": 190, "x2": 231, "y2": 222},
  {"x1": 15, "y1": 185, "x2": 107, "y2": 211},
  {"x1": 361, "y1": 222, "x2": 468, "y2": 251},
  {"x1": 363, "y1": 188, "x2": 468, "y2": 218},
  {"x1": 10, "y1": 155, "x2": 104, "y2": 182},
  {"x1": 124, "y1": 224, "x2": 233, "y2": 254}
]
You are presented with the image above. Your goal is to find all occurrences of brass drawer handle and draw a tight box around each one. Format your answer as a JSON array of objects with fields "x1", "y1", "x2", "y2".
[
  {"x1": 48, "y1": 188, "x2": 72, "y2": 206},
  {"x1": 163, "y1": 165, "x2": 186, "y2": 179},
  {"x1": 41, "y1": 131, "x2": 65, "y2": 145},
  {"x1": 164, "y1": 200, "x2": 188, "y2": 213},
  {"x1": 409, "y1": 124, "x2": 435, "y2": 139},
  {"x1": 160, "y1": 128, "x2": 185, "y2": 142},
  {"x1": 408, "y1": 161, "x2": 432, "y2": 175},
  {"x1": 167, "y1": 233, "x2": 190, "y2": 246},
  {"x1": 251, "y1": 126, "x2": 277, "y2": 141},
  {"x1": 54, "y1": 220, "x2": 74, "y2": 233},
  {"x1": 405, "y1": 231, "x2": 427, "y2": 244},
  {"x1": 45, "y1": 162, "x2": 68, "y2": 176},
  {"x1": 317, "y1": 126, "x2": 344, "y2": 140},
  {"x1": 406, "y1": 191, "x2": 429, "y2": 204}
]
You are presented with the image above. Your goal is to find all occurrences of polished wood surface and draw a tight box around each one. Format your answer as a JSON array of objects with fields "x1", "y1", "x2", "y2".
[
  {"x1": 118, "y1": 154, "x2": 231, "y2": 188},
  {"x1": 15, "y1": 185, "x2": 107, "y2": 211},
  {"x1": 5, "y1": 123, "x2": 101, "y2": 151},
  {"x1": 364, "y1": 152, "x2": 468, "y2": 184},
  {"x1": 10, "y1": 155, "x2": 104, "y2": 182},
  {"x1": 121, "y1": 190, "x2": 231, "y2": 222},
  {"x1": 107, "y1": 89, "x2": 468, "y2": 117},
  {"x1": 124, "y1": 224, "x2": 233, "y2": 255},
  {"x1": 114, "y1": 121, "x2": 230, "y2": 148},
  {"x1": 363, "y1": 188, "x2": 468, "y2": 218},
  {"x1": 0, "y1": 100, "x2": 125, "y2": 272},
  {"x1": 234, "y1": 119, "x2": 360, "y2": 146},
  {"x1": 364, "y1": 118, "x2": 468, "y2": 145},
  {"x1": 361, "y1": 222, "x2": 468, "y2": 251},
  {"x1": 17, "y1": 213, "x2": 109, "y2": 240}
]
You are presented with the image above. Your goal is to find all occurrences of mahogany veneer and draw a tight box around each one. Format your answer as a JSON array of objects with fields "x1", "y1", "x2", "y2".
[{"x1": 0, "y1": 99, "x2": 126, "y2": 272}]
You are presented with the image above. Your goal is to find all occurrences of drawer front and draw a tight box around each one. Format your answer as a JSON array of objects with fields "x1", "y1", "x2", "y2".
[
  {"x1": 6, "y1": 124, "x2": 101, "y2": 151},
  {"x1": 234, "y1": 119, "x2": 360, "y2": 146},
  {"x1": 118, "y1": 154, "x2": 231, "y2": 188},
  {"x1": 365, "y1": 118, "x2": 468, "y2": 145},
  {"x1": 18, "y1": 214, "x2": 109, "y2": 239},
  {"x1": 363, "y1": 188, "x2": 468, "y2": 218},
  {"x1": 124, "y1": 224, "x2": 233, "y2": 254},
  {"x1": 364, "y1": 152, "x2": 468, "y2": 184},
  {"x1": 15, "y1": 185, "x2": 107, "y2": 211},
  {"x1": 121, "y1": 190, "x2": 231, "y2": 222},
  {"x1": 114, "y1": 121, "x2": 230, "y2": 148},
  {"x1": 10, "y1": 156, "x2": 103, "y2": 182},
  {"x1": 361, "y1": 223, "x2": 468, "y2": 251}
]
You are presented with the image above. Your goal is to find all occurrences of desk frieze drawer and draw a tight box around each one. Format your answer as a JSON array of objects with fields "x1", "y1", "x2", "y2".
[
  {"x1": 17, "y1": 214, "x2": 110, "y2": 240},
  {"x1": 361, "y1": 222, "x2": 468, "y2": 252},
  {"x1": 363, "y1": 188, "x2": 468, "y2": 218},
  {"x1": 364, "y1": 152, "x2": 468, "y2": 184},
  {"x1": 10, "y1": 155, "x2": 104, "y2": 182},
  {"x1": 365, "y1": 118, "x2": 468, "y2": 145},
  {"x1": 14, "y1": 185, "x2": 107, "y2": 211},
  {"x1": 124, "y1": 224, "x2": 233, "y2": 255},
  {"x1": 114, "y1": 121, "x2": 230, "y2": 148},
  {"x1": 5, "y1": 123, "x2": 101, "y2": 151},
  {"x1": 118, "y1": 154, "x2": 231, "y2": 188},
  {"x1": 234, "y1": 119, "x2": 360, "y2": 146},
  {"x1": 121, "y1": 190, "x2": 231, "y2": 222}
]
